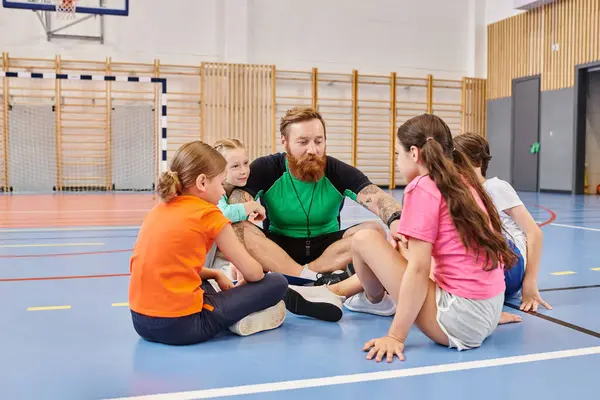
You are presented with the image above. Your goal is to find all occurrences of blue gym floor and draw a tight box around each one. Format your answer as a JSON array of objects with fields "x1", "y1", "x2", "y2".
[{"x1": 1, "y1": 190, "x2": 599, "y2": 400}]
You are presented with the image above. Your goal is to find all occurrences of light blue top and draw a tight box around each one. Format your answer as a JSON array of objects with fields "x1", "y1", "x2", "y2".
[{"x1": 217, "y1": 194, "x2": 248, "y2": 223}]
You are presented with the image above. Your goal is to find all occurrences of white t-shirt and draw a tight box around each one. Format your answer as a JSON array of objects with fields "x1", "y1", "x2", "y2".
[{"x1": 482, "y1": 177, "x2": 527, "y2": 263}]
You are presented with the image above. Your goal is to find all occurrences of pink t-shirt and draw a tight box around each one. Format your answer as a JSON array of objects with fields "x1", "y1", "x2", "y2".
[{"x1": 397, "y1": 175, "x2": 505, "y2": 300}]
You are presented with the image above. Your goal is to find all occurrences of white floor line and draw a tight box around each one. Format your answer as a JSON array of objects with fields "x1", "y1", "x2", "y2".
[
  {"x1": 103, "y1": 346, "x2": 600, "y2": 400},
  {"x1": 550, "y1": 223, "x2": 600, "y2": 232}
]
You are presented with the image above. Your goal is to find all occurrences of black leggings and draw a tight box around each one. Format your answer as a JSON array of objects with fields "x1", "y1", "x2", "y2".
[{"x1": 131, "y1": 272, "x2": 288, "y2": 345}]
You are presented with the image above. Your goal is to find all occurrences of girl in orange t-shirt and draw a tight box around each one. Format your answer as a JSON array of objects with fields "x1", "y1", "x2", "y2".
[{"x1": 129, "y1": 141, "x2": 288, "y2": 345}]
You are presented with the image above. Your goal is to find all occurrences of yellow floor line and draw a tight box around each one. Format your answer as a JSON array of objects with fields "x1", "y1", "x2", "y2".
[
  {"x1": 550, "y1": 271, "x2": 577, "y2": 276},
  {"x1": 27, "y1": 305, "x2": 72, "y2": 311},
  {"x1": 0, "y1": 242, "x2": 104, "y2": 248},
  {"x1": 591, "y1": 268, "x2": 600, "y2": 271},
  {"x1": 112, "y1": 302, "x2": 129, "y2": 307}
]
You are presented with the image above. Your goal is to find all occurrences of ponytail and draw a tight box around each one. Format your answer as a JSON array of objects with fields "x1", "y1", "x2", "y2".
[
  {"x1": 157, "y1": 170, "x2": 182, "y2": 203},
  {"x1": 156, "y1": 141, "x2": 227, "y2": 203},
  {"x1": 398, "y1": 114, "x2": 517, "y2": 271}
]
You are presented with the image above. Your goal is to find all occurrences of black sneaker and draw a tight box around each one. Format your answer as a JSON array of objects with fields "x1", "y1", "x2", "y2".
[
  {"x1": 313, "y1": 270, "x2": 350, "y2": 286},
  {"x1": 283, "y1": 285, "x2": 343, "y2": 322}
]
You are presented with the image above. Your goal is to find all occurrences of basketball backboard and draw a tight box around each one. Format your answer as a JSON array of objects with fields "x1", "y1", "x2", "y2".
[{"x1": 2, "y1": 0, "x2": 129, "y2": 16}]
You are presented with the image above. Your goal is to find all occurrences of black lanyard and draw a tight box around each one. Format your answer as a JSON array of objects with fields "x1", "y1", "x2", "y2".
[{"x1": 288, "y1": 174, "x2": 317, "y2": 257}]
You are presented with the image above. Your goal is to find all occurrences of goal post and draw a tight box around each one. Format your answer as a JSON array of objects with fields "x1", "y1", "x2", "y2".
[{"x1": 0, "y1": 71, "x2": 167, "y2": 193}]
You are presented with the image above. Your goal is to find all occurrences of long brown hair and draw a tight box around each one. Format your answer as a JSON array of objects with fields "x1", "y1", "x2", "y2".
[
  {"x1": 453, "y1": 133, "x2": 492, "y2": 177},
  {"x1": 157, "y1": 141, "x2": 227, "y2": 203},
  {"x1": 397, "y1": 114, "x2": 516, "y2": 271}
]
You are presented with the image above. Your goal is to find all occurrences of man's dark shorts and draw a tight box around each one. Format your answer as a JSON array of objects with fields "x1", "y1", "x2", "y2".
[{"x1": 261, "y1": 225, "x2": 358, "y2": 266}]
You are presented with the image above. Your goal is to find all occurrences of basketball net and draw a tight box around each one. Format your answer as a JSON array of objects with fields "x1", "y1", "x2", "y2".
[{"x1": 55, "y1": 0, "x2": 78, "y2": 19}]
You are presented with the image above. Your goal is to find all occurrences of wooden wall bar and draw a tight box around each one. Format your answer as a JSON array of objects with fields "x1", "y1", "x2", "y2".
[
  {"x1": 0, "y1": 53, "x2": 486, "y2": 190},
  {"x1": 488, "y1": 0, "x2": 600, "y2": 99}
]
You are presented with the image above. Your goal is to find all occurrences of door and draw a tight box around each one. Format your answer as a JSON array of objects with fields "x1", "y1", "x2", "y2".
[{"x1": 511, "y1": 76, "x2": 541, "y2": 191}]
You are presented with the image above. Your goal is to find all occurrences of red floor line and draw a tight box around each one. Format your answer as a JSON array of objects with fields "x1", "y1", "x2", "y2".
[
  {"x1": 534, "y1": 205, "x2": 557, "y2": 227},
  {"x1": 0, "y1": 249, "x2": 132, "y2": 258},
  {"x1": 0, "y1": 273, "x2": 130, "y2": 282}
]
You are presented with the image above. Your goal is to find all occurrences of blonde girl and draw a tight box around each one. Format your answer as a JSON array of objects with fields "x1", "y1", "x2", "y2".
[{"x1": 213, "y1": 138, "x2": 265, "y2": 223}]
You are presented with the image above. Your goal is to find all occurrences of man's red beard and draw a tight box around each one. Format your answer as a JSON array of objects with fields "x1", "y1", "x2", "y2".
[{"x1": 286, "y1": 145, "x2": 327, "y2": 182}]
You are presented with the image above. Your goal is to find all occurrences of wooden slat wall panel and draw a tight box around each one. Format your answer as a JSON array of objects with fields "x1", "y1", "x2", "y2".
[
  {"x1": 488, "y1": 0, "x2": 600, "y2": 99},
  {"x1": 202, "y1": 63, "x2": 274, "y2": 161},
  {"x1": 0, "y1": 53, "x2": 487, "y2": 190},
  {"x1": 463, "y1": 78, "x2": 487, "y2": 136}
]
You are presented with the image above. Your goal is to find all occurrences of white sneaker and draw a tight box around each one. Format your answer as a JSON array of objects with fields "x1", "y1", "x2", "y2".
[
  {"x1": 343, "y1": 292, "x2": 396, "y2": 316},
  {"x1": 283, "y1": 285, "x2": 344, "y2": 322},
  {"x1": 229, "y1": 300, "x2": 286, "y2": 336}
]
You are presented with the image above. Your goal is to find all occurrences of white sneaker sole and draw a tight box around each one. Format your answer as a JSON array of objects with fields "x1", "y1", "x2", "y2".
[
  {"x1": 229, "y1": 300, "x2": 286, "y2": 336},
  {"x1": 283, "y1": 285, "x2": 343, "y2": 322}
]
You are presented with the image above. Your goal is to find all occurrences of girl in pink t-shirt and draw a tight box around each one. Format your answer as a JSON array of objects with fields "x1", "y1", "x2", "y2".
[{"x1": 355, "y1": 114, "x2": 518, "y2": 362}]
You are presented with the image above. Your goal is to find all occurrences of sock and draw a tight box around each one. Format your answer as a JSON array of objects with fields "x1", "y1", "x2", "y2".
[{"x1": 300, "y1": 265, "x2": 318, "y2": 280}]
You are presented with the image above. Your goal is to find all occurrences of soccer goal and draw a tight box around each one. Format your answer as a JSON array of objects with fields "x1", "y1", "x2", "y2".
[{"x1": 0, "y1": 71, "x2": 167, "y2": 193}]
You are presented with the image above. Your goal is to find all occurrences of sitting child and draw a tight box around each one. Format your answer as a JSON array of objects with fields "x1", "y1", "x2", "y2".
[
  {"x1": 353, "y1": 114, "x2": 519, "y2": 361},
  {"x1": 128, "y1": 140, "x2": 289, "y2": 345},
  {"x1": 454, "y1": 133, "x2": 551, "y2": 313},
  {"x1": 204, "y1": 138, "x2": 266, "y2": 280}
]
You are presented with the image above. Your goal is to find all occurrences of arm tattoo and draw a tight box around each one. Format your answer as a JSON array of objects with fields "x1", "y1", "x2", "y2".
[
  {"x1": 228, "y1": 188, "x2": 253, "y2": 205},
  {"x1": 356, "y1": 184, "x2": 379, "y2": 209},
  {"x1": 356, "y1": 184, "x2": 402, "y2": 223},
  {"x1": 376, "y1": 196, "x2": 402, "y2": 223}
]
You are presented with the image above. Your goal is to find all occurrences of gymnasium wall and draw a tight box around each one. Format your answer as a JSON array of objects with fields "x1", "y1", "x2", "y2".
[
  {"x1": 486, "y1": 0, "x2": 600, "y2": 193},
  {"x1": 0, "y1": 0, "x2": 489, "y2": 193},
  {"x1": 0, "y1": 0, "x2": 478, "y2": 79}
]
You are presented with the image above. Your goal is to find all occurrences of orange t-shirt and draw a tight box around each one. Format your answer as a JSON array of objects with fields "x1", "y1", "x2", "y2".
[{"x1": 128, "y1": 195, "x2": 230, "y2": 318}]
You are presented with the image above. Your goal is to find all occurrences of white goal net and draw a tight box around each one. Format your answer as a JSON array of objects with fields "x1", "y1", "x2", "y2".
[{"x1": 0, "y1": 73, "x2": 167, "y2": 193}]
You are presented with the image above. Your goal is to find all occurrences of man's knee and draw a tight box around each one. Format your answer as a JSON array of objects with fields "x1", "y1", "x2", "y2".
[
  {"x1": 351, "y1": 228, "x2": 381, "y2": 252},
  {"x1": 361, "y1": 221, "x2": 386, "y2": 236},
  {"x1": 343, "y1": 220, "x2": 385, "y2": 239}
]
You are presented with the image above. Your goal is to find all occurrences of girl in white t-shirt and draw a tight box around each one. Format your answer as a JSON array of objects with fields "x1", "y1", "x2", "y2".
[{"x1": 454, "y1": 133, "x2": 551, "y2": 313}]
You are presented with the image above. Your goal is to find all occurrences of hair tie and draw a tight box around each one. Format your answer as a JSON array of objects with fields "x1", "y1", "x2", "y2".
[{"x1": 426, "y1": 137, "x2": 434, "y2": 141}]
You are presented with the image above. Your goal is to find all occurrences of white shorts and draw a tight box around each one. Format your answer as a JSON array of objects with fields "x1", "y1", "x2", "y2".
[{"x1": 435, "y1": 285, "x2": 504, "y2": 351}]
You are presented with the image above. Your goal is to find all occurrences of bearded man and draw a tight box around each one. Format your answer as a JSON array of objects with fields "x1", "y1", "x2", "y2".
[{"x1": 227, "y1": 108, "x2": 403, "y2": 299}]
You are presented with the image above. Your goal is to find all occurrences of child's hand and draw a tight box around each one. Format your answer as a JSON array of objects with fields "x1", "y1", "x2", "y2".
[
  {"x1": 251, "y1": 203, "x2": 266, "y2": 222},
  {"x1": 363, "y1": 335, "x2": 405, "y2": 363},
  {"x1": 215, "y1": 271, "x2": 235, "y2": 292},
  {"x1": 248, "y1": 212, "x2": 259, "y2": 223},
  {"x1": 498, "y1": 311, "x2": 522, "y2": 324},
  {"x1": 244, "y1": 201, "x2": 266, "y2": 222},
  {"x1": 521, "y1": 280, "x2": 551, "y2": 312}
]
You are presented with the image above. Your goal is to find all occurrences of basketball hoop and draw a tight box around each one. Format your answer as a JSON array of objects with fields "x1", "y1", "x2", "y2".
[{"x1": 55, "y1": 0, "x2": 78, "y2": 19}]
